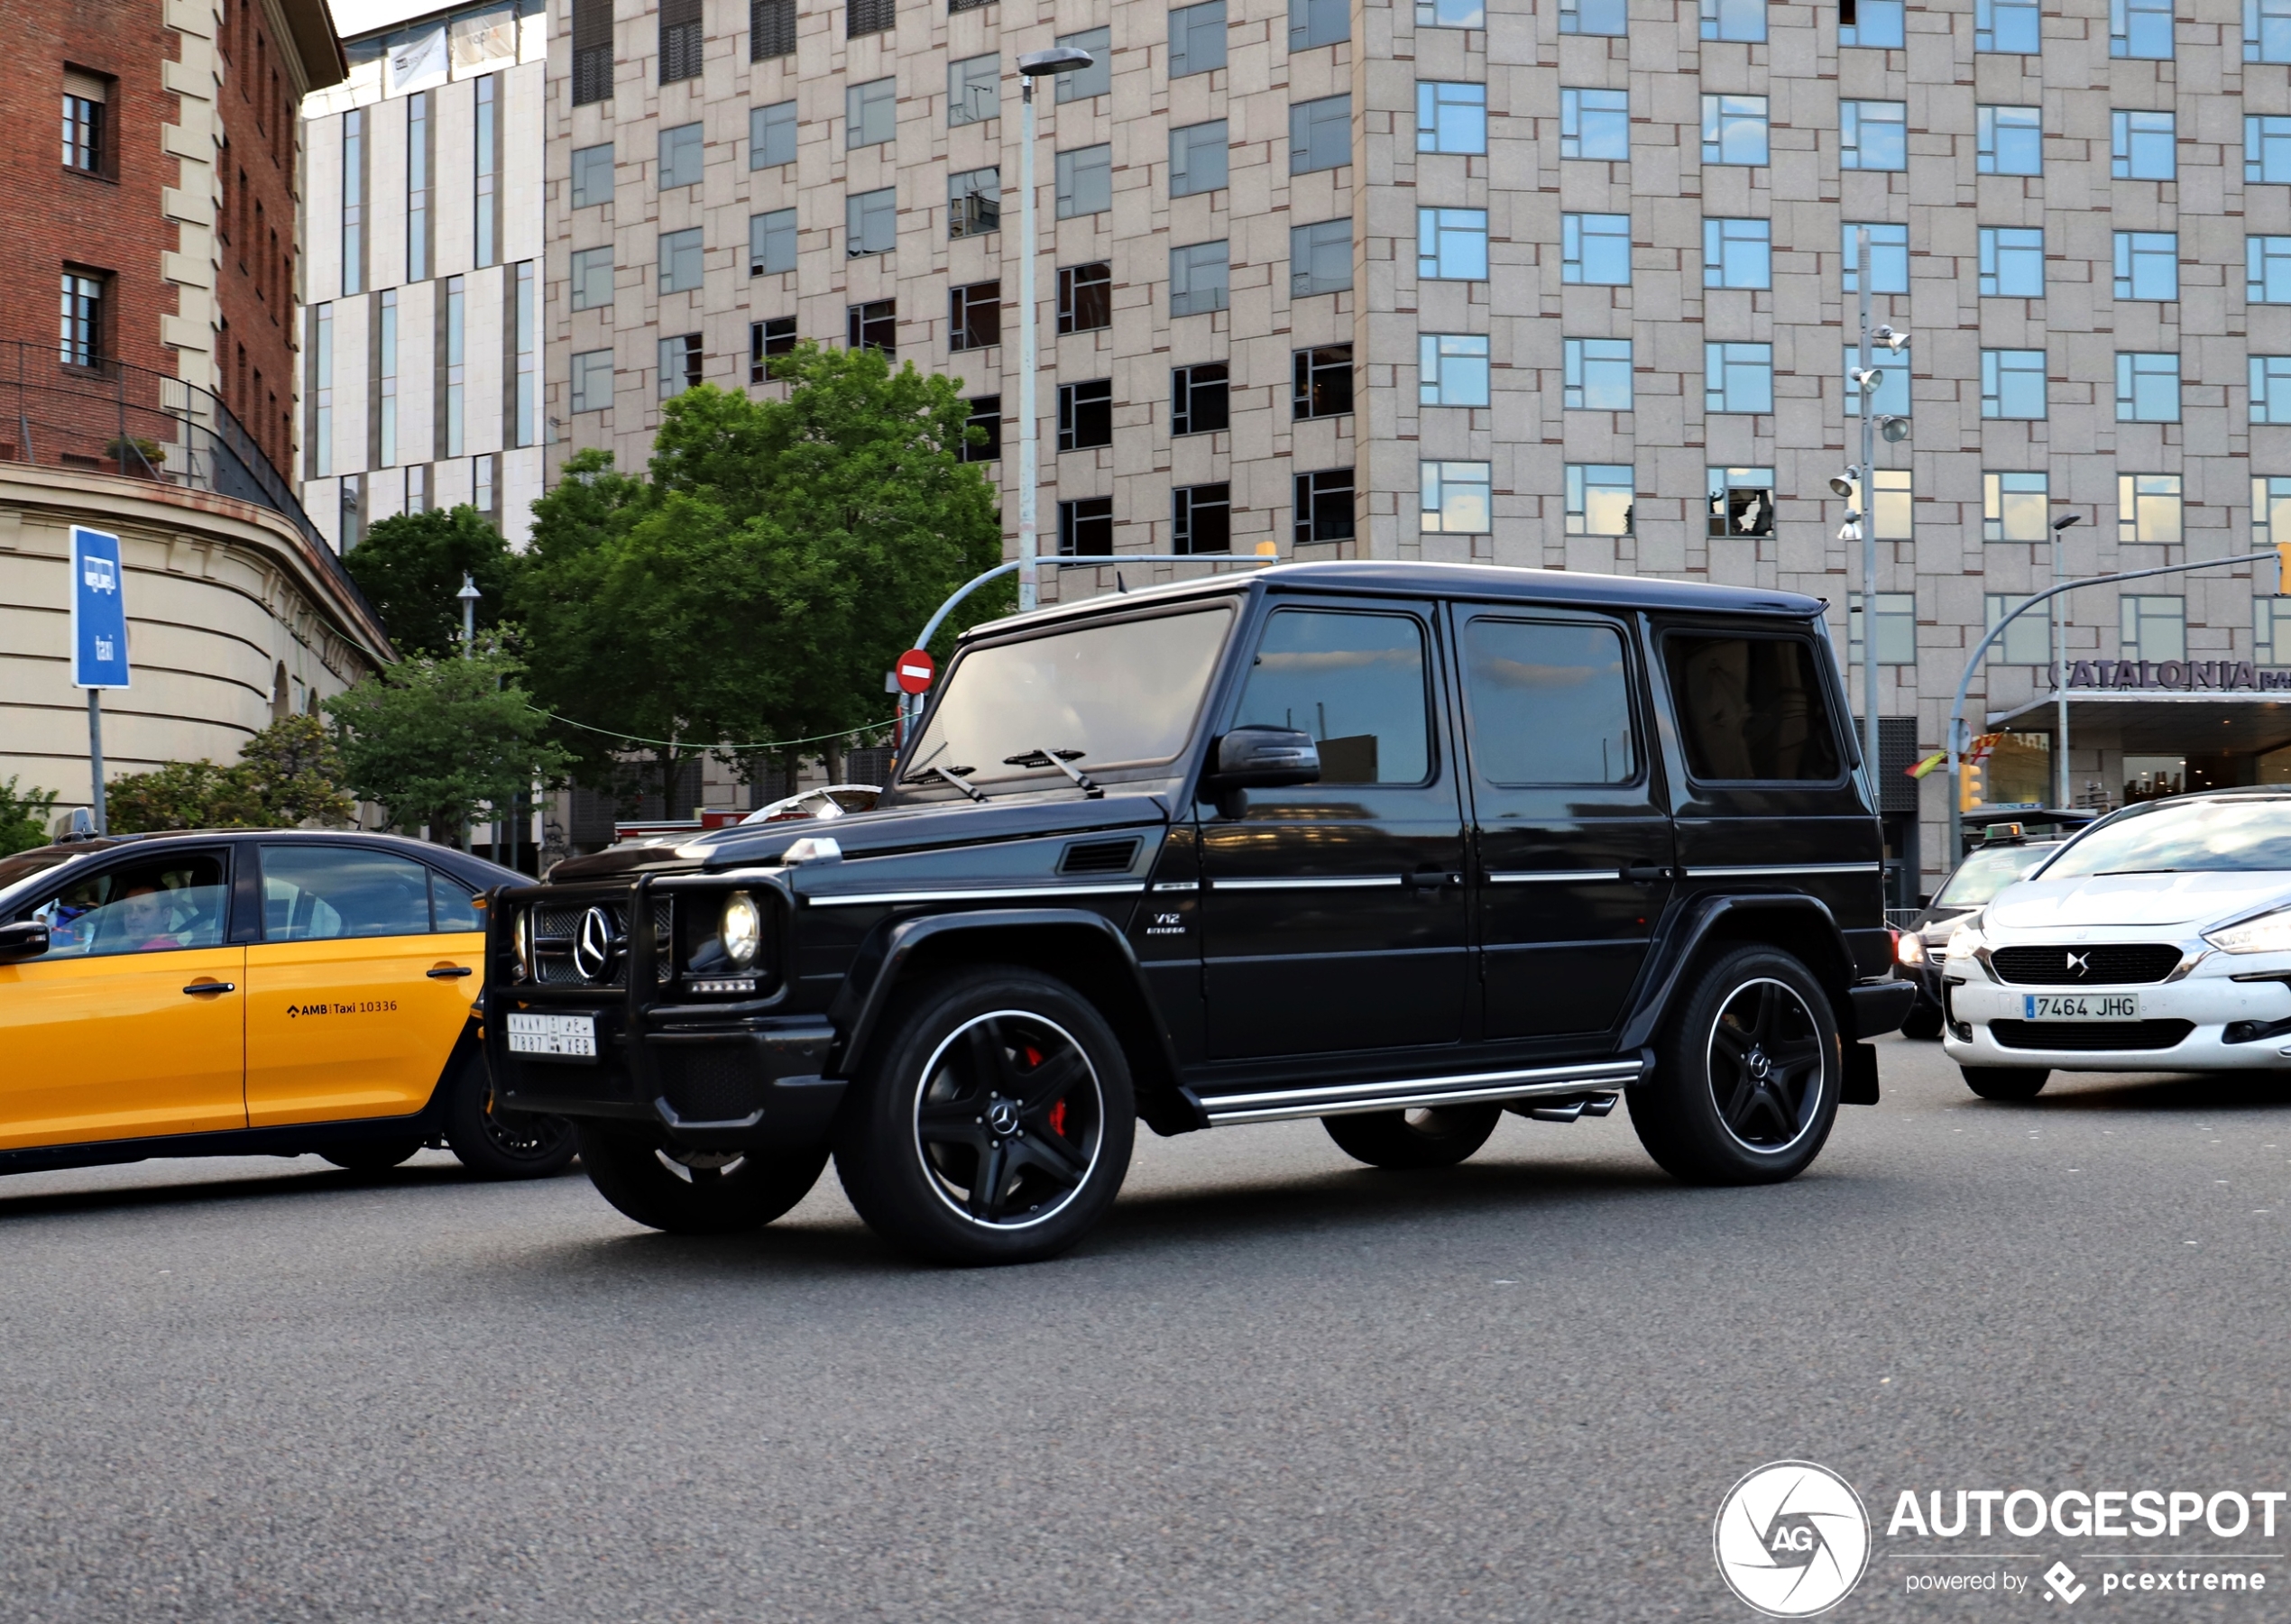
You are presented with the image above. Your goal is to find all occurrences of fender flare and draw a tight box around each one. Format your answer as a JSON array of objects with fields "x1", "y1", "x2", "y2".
[{"x1": 1618, "y1": 891, "x2": 1862, "y2": 1053}]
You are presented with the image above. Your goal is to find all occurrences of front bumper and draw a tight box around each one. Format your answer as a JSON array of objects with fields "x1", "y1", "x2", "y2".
[{"x1": 1941, "y1": 959, "x2": 2291, "y2": 1072}]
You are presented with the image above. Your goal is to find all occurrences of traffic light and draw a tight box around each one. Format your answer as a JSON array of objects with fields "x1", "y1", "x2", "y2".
[{"x1": 1959, "y1": 757, "x2": 1983, "y2": 814}]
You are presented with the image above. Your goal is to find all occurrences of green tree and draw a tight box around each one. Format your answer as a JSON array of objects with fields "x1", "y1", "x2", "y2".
[
  {"x1": 106, "y1": 714, "x2": 355, "y2": 833},
  {"x1": 324, "y1": 635, "x2": 571, "y2": 846},
  {"x1": 341, "y1": 505, "x2": 518, "y2": 656},
  {"x1": 236, "y1": 713, "x2": 356, "y2": 827},
  {"x1": 0, "y1": 777, "x2": 59, "y2": 855}
]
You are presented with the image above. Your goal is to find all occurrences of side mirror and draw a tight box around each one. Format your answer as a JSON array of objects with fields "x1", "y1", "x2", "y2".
[
  {"x1": 0, "y1": 920, "x2": 51, "y2": 962},
  {"x1": 1203, "y1": 728, "x2": 1320, "y2": 819}
]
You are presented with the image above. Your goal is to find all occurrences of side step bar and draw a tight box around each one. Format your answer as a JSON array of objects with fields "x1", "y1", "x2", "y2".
[
  {"x1": 1510, "y1": 1092, "x2": 1619, "y2": 1124},
  {"x1": 1192, "y1": 1060, "x2": 1644, "y2": 1126}
]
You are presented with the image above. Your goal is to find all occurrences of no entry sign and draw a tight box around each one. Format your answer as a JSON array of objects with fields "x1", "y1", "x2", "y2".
[{"x1": 894, "y1": 649, "x2": 937, "y2": 694}]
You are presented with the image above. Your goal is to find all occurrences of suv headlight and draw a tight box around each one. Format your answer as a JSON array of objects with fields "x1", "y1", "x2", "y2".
[
  {"x1": 2204, "y1": 907, "x2": 2291, "y2": 955},
  {"x1": 1895, "y1": 931, "x2": 1926, "y2": 967},
  {"x1": 1945, "y1": 914, "x2": 1985, "y2": 961},
  {"x1": 719, "y1": 892, "x2": 762, "y2": 970},
  {"x1": 512, "y1": 908, "x2": 533, "y2": 981}
]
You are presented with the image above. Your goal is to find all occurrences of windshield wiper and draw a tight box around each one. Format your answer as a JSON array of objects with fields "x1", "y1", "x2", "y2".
[
  {"x1": 1003, "y1": 746, "x2": 1103, "y2": 799},
  {"x1": 897, "y1": 740, "x2": 951, "y2": 786},
  {"x1": 929, "y1": 764, "x2": 990, "y2": 803}
]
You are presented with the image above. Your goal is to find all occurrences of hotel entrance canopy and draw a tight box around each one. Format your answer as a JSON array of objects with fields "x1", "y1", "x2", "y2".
[{"x1": 1987, "y1": 689, "x2": 2291, "y2": 754}]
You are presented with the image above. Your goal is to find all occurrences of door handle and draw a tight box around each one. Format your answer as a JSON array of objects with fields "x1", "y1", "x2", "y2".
[
  {"x1": 182, "y1": 981, "x2": 235, "y2": 996},
  {"x1": 1621, "y1": 864, "x2": 1675, "y2": 883},
  {"x1": 1407, "y1": 870, "x2": 1465, "y2": 889},
  {"x1": 427, "y1": 965, "x2": 474, "y2": 978}
]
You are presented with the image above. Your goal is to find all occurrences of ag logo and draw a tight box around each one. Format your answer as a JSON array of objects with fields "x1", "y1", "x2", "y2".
[{"x1": 1713, "y1": 1461, "x2": 1871, "y2": 1617}]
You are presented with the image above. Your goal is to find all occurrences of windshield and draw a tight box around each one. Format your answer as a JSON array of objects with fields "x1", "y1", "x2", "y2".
[
  {"x1": 1935, "y1": 843, "x2": 2059, "y2": 907},
  {"x1": 2037, "y1": 797, "x2": 2291, "y2": 879},
  {"x1": 908, "y1": 606, "x2": 1236, "y2": 787}
]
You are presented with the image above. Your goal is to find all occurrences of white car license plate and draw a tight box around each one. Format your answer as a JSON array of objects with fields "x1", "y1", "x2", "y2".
[
  {"x1": 2022, "y1": 993, "x2": 2140, "y2": 1022},
  {"x1": 506, "y1": 1012, "x2": 597, "y2": 1059}
]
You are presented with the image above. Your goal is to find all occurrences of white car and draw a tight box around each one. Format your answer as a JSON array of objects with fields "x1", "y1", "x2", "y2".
[
  {"x1": 1940, "y1": 788, "x2": 2291, "y2": 1098},
  {"x1": 737, "y1": 784, "x2": 880, "y2": 825}
]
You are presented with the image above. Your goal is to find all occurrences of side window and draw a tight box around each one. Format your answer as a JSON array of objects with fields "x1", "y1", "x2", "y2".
[
  {"x1": 430, "y1": 872, "x2": 482, "y2": 932},
  {"x1": 28, "y1": 852, "x2": 230, "y2": 958},
  {"x1": 1462, "y1": 619, "x2": 1640, "y2": 785},
  {"x1": 1233, "y1": 610, "x2": 1431, "y2": 784},
  {"x1": 260, "y1": 846, "x2": 433, "y2": 940},
  {"x1": 1664, "y1": 635, "x2": 1844, "y2": 782}
]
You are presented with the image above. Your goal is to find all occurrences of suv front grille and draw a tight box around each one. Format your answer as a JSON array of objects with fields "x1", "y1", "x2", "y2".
[
  {"x1": 1989, "y1": 944, "x2": 2184, "y2": 986},
  {"x1": 1990, "y1": 1019, "x2": 2194, "y2": 1051},
  {"x1": 529, "y1": 899, "x2": 675, "y2": 987}
]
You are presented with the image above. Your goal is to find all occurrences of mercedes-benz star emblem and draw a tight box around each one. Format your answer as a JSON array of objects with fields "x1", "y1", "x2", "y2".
[
  {"x1": 2066, "y1": 950, "x2": 2090, "y2": 977},
  {"x1": 573, "y1": 905, "x2": 621, "y2": 982},
  {"x1": 986, "y1": 1098, "x2": 1022, "y2": 1137}
]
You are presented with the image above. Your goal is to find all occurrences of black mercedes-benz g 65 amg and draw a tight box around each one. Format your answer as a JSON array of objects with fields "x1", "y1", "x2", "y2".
[{"x1": 486, "y1": 561, "x2": 1912, "y2": 1263}]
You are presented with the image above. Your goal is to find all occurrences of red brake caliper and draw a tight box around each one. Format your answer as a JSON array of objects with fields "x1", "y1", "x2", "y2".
[{"x1": 1024, "y1": 1045, "x2": 1068, "y2": 1138}]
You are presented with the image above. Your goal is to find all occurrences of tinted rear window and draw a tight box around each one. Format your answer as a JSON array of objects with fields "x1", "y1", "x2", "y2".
[{"x1": 1665, "y1": 635, "x2": 1842, "y2": 782}]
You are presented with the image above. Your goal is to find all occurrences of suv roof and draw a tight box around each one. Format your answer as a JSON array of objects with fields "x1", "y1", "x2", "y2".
[{"x1": 964, "y1": 559, "x2": 1828, "y2": 642}]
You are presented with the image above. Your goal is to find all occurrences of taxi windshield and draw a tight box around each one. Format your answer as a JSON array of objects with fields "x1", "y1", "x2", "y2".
[
  {"x1": 2038, "y1": 796, "x2": 2291, "y2": 879},
  {"x1": 1934, "y1": 843, "x2": 2059, "y2": 907},
  {"x1": 905, "y1": 605, "x2": 1236, "y2": 788}
]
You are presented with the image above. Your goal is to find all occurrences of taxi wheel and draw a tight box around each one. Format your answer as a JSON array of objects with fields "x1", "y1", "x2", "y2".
[
  {"x1": 443, "y1": 1054, "x2": 577, "y2": 1180},
  {"x1": 321, "y1": 1140, "x2": 423, "y2": 1173},
  {"x1": 1899, "y1": 1002, "x2": 1945, "y2": 1041},
  {"x1": 575, "y1": 1122, "x2": 827, "y2": 1235},
  {"x1": 1323, "y1": 1105, "x2": 1502, "y2": 1169},
  {"x1": 1961, "y1": 1065, "x2": 2049, "y2": 1101}
]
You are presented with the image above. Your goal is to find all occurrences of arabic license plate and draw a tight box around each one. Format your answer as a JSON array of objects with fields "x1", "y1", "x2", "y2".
[
  {"x1": 2022, "y1": 993, "x2": 2140, "y2": 1022},
  {"x1": 506, "y1": 1012, "x2": 597, "y2": 1059}
]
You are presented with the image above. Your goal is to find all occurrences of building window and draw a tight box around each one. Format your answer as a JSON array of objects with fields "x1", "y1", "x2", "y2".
[
  {"x1": 1701, "y1": 95, "x2": 1769, "y2": 166},
  {"x1": 1056, "y1": 145, "x2": 1112, "y2": 217},
  {"x1": 659, "y1": 227, "x2": 704, "y2": 294},
  {"x1": 963, "y1": 396, "x2": 1000, "y2": 462},
  {"x1": 60, "y1": 270, "x2": 104, "y2": 367},
  {"x1": 950, "y1": 280, "x2": 999, "y2": 351},
  {"x1": 752, "y1": 0, "x2": 796, "y2": 58},
  {"x1": 1841, "y1": 223, "x2": 1909, "y2": 294},
  {"x1": 2104, "y1": 231, "x2": 2177, "y2": 301},
  {"x1": 2252, "y1": 0, "x2": 2291, "y2": 61},
  {"x1": 1977, "y1": 105, "x2": 2043, "y2": 175},
  {"x1": 1294, "y1": 221, "x2": 1355, "y2": 296},
  {"x1": 1983, "y1": 471, "x2": 2049, "y2": 542},
  {"x1": 1976, "y1": 0, "x2": 2041, "y2": 50},
  {"x1": 949, "y1": 55, "x2": 998, "y2": 125},
  {"x1": 2252, "y1": 356, "x2": 2291, "y2": 423},
  {"x1": 1422, "y1": 461, "x2": 1493, "y2": 535},
  {"x1": 406, "y1": 464, "x2": 430, "y2": 518},
  {"x1": 1706, "y1": 343, "x2": 1774, "y2": 414},
  {"x1": 1292, "y1": 95, "x2": 1351, "y2": 174},
  {"x1": 1847, "y1": 593, "x2": 1918, "y2": 666},
  {"x1": 1851, "y1": 467, "x2": 1913, "y2": 538},
  {"x1": 62, "y1": 72, "x2": 106, "y2": 173},
  {"x1": 571, "y1": 348, "x2": 613, "y2": 413},
  {"x1": 2119, "y1": 473, "x2": 2184, "y2": 546},
  {"x1": 750, "y1": 209, "x2": 796, "y2": 276},
  {"x1": 1560, "y1": 0, "x2": 1627, "y2": 34},
  {"x1": 848, "y1": 78, "x2": 897, "y2": 148},
  {"x1": 1843, "y1": 335, "x2": 1909, "y2": 408},
  {"x1": 1293, "y1": 469, "x2": 1355, "y2": 546},
  {"x1": 1053, "y1": 26, "x2": 1110, "y2": 100},
  {"x1": 1058, "y1": 496, "x2": 1114, "y2": 555},
  {"x1": 1565, "y1": 464, "x2": 1634, "y2": 535},
  {"x1": 2251, "y1": 235, "x2": 2291, "y2": 303},
  {"x1": 2256, "y1": 591, "x2": 2291, "y2": 660},
  {"x1": 2249, "y1": 115, "x2": 2291, "y2": 182},
  {"x1": 1564, "y1": 338, "x2": 1633, "y2": 411},
  {"x1": 1841, "y1": 101, "x2": 1908, "y2": 170},
  {"x1": 1708, "y1": 467, "x2": 1775, "y2": 537},
  {"x1": 474, "y1": 454, "x2": 497, "y2": 518},
  {"x1": 1293, "y1": 344, "x2": 1353, "y2": 418},
  {"x1": 1171, "y1": 241, "x2": 1230, "y2": 316},
  {"x1": 1058, "y1": 379, "x2": 1113, "y2": 451},
  {"x1": 340, "y1": 473, "x2": 364, "y2": 551},
  {"x1": 1420, "y1": 334, "x2": 1490, "y2": 407},
  {"x1": 2121, "y1": 595, "x2": 2187, "y2": 662},
  {"x1": 341, "y1": 108, "x2": 366, "y2": 295},
  {"x1": 441, "y1": 275, "x2": 465, "y2": 457},
  {"x1": 572, "y1": 142, "x2": 613, "y2": 206},
  {"x1": 1173, "y1": 483, "x2": 1231, "y2": 554},
  {"x1": 2113, "y1": 110, "x2": 2176, "y2": 179},
  {"x1": 2112, "y1": 0, "x2": 2175, "y2": 58},
  {"x1": 2117, "y1": 352, "x2": 2181, "y2": 421},
  {"x1": 1979, "y1": 226, "x2": 2046, "y2": 297},
  {"x1": 512, "y1": 261, "x2": 537, "y2": 447},
  {"x1": 1560, "y1": 88, "x2": 1627, "y2": 161},
  {"x1": 748, "y1": 108, "x2": 796, "y2": 179},
  {"x1": 1173, "y1": 363, "x2": 1228, "y2": 436},
  {"x1": 571, "y1": 246, "x2": 615, "y2": 310},
  {"x1": 848, "y1": 0, "x2": 896, "y2": 39},
  {"x1": 1704, "y1": 218, "x2": 1771, "y2": 289},
  {"x1": 573, "y1": 0, "x2": 612, "y2": 103},
  {"x1": 376, "y1": 289, "x2": 399, "y2": 464},
  {"x1": 1422, "y1": 82, "x2": 1488, "y2": 155},
  {"x1": 1417, "y1": 208, "x2": 1486, "y2": 280},
  {"x1": 750, "y1": 317, "x2": 796, "y2": 381},
  {"x1": 1983, "y1": 592, "x2": 2053, "y2": 664},
  {"x1": 658, "y1": 333, "x2": 702, "y2": 399},
  {"x1": 1171, "y1": 121, "x2": 1229, "y2": 197},
  {"x1": 847, "y1": 188, "x2": 896, "y2": 256},
  {"x1": 1981, "y1": 349, "x2": 2047, "y2": 418},
  {"x1": 1701, "y1": 0, "x2": 1766, "y2": 40},
  {"x1": 474, "y1": 75, "x2": 501, "y2": 267},
  {"x1": 949, "y1": 167, "x2": 999, "y2": 238},
  {"x1": 659, "y1": 122, "x2": 704, "y2": 189},
  {"x1": 1562, "y1": 213, "x2": 1631, "y2": 284},
  {"x1": 1292, "y1": 0, "x2": 1349, "y2": 48},
  {"x1": 308, "y1": 303, "x2": 332, "y2": 479},
  {"x1": 1842, "y1": 0, "x2": 1905, "y2": 46},
  {"x1": 1060, "y1": 262, "x2": 1112, "y2": 332},
  {"x1": 659, "y1": 0, "x2": 703, "y2": 81},
  {"x1": 847, "y1": 298, "x2": 895, "y2": 354},
  {"x1": 406, "y1": 91, "x2": 431, "y2": 281},
  {"x1": 1172, "y1": 3, "x2": 1227, "y2": 77}
]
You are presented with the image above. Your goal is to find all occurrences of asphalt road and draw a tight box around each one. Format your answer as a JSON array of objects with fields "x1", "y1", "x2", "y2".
[{"x1": 1, "y1": 1035, "x2": 2286, "y2": 1622}]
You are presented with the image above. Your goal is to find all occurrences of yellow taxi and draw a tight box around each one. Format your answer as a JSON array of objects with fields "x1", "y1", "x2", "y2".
[{"x1": 0, "y1": 830, "x2": 574, "y2": 1181}]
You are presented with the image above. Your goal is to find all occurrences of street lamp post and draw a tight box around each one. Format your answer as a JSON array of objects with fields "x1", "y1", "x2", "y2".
[
  {"x1": 1013, "y1": 48, "x2": 1096, "y2": 614},
  {"x1": 1847, "y1": 225, "x2": 1909, "y2": 806},
  {"x1": 456, "y1": 573, "x2": 481, "y2": 654}
]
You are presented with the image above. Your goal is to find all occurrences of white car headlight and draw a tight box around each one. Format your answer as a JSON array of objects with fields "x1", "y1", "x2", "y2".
[
  {"x1": 1945, "y1": 915, "x2": 1985, "y2": 961},
  {"x1": 719, "y1": 892, "x2": 762, "y2": 970},
  {"x1": 1895, "y1": 931, "x2": 1926, "y2": 967},
  {"x1": 2203, "y1": 908, "x2": 2291, "y2": 955}
]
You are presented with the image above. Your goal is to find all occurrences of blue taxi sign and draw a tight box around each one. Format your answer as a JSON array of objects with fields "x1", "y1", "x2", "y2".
[{"x1": 70, "y1": 526, "x2": 129, "y2": 690}]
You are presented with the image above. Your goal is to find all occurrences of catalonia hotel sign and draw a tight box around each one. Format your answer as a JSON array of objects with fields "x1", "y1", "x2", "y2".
[{"x1": 2064, "y1": 659, "x2": 2291, "y2": 692}]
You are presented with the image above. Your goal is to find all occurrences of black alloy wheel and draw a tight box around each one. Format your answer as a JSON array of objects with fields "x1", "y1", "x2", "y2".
[
  {"x1": 1323, "y1": 1103, "x2": 1503, "y2": 1169},
  {"x1": 1899, "y1": 1001, "x2": 1945, "y2": 1041},
  {"x1": 835, "y1": 968, "x2": 1135, "y2": 1265},
  {"x1": 1960, "y1": 1065, "x2": 2050, "y2": 1101},
  {"x1": 1628, "y1": 946, "x2": 1841, "y2": 1185},
  {"x1": 575, "y1": 1122, "x2": 829, "y2": 1234},
  {"x1": 442, "y1": 1053, "x2": 579, "y2": 1179}
]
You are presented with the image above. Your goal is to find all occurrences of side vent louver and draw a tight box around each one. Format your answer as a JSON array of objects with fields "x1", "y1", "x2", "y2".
[{"x1": 1060, "y1": 838, "x2": 1142, "y2": 876}]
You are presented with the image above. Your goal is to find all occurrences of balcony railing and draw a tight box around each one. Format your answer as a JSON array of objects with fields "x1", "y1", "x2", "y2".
[{"x1": 0, "y1": 339, "x2": 382, "y2": 637}]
